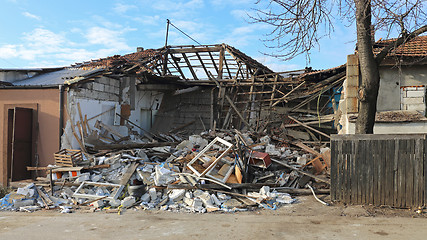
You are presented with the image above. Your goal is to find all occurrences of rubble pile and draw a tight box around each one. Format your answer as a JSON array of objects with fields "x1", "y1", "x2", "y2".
[{"x1": 0, "y1": 130, "x2": 330, "y2": 214}]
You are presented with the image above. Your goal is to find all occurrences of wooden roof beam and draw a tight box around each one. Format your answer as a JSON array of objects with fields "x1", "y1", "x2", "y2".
[
  {"x1": 170, "y1": 55, "x2": 186, "y2": 79},
  {"x1": 208, "y1": 51, "x2": 219, "y2": 77},
  {"x1": 223, "y1": 57, "x2": 233, "y2": 79},
  {"x1": 195, "y1": 52, "x2": 211, "y2": 79},
  {"x1": 181, "y1": 53, "x2": 198, "y2": 80}
]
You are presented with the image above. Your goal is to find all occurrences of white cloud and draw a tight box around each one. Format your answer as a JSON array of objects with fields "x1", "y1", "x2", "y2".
[
  {"x1": 210, "y1": 0, "x2": 253, "y2": 7},
  {"x1": 113, "y1": 3, "x2": 138, "y2": 14},
  {"x1": 132, "y1": 15, "x2": 161, "y2": 25},
  {"x1": 23, "y1": 28, "x2": 65, "y2": 49},
  {"x1": 255, "y1": 55, "x2": 302, "y2": 72},
  {"x1": 0, "y1": 44, "x2": 19, "y2": 59},
  {"x1": 22, "y1": 12, "x2": 41, "y2": 21},
  {"x1": 85, "y1": 27, "x2": 132, "y2": 51},
  {"x1": 152, "y1": 0, "x2": 204, "y2": 11},
  {"x1": 0, "y1": 25, "x2": 136, "y2": 67}
]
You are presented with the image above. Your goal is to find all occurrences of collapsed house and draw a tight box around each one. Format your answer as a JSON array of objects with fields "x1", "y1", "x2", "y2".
[
  {"x1": 339, "y1": 35, "x2": 427, "y2": 133},
  {"x1": 0, "y1": 44, "x2": 341, "y2": 187},
  {"x1": 0, "y1": 43, "x2": 345, "y2": 213}
]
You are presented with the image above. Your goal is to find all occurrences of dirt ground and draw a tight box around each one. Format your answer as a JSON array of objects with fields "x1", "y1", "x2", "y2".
[{"x1": 1, "y1": 195, "x2": 427, "y2": 240}]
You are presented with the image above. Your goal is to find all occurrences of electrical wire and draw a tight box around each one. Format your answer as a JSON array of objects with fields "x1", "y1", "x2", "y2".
[{"x1": 168, "y1": 20, "x2": 202, "y2": 46}]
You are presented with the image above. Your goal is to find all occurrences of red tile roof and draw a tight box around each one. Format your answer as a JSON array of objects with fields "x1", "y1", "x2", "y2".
[{"x1": 374, "y1": 35, "x2": 427, "y2": 57}]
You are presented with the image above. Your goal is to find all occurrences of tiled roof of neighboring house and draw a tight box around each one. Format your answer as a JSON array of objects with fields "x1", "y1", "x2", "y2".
[
  {"x1": 12, "y1": 67, "x2": 104, "y2": 86},
  {"x1": 373, "y1": 35, "x2": 427, "y2": 57}
]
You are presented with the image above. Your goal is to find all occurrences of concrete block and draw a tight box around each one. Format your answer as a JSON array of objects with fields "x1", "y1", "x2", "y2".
[
  {"x1": 345, "y1": 76, "x2": 359, "y2": 88},
  {"x1": 199, "y1": 192, "x2": 213, "y2": 207},
  {"x1": 149, "y1": 188, "x2": 157, "y2": 202},
  {"x1": 406, "y1": 90, "x2": 425, "y2": 98},
  {"x1": 406, "y1": 103, "x2": 425, "y2": 111},
  {"x1": 140, "y1": 193, "x2": 150, "y2": 202},
  {"x1": 402, "y1": 97, "x2": 424, "y2": 105},
  {"x1": 405, "y1": 87, "x2": 417, "y2": 91},
  {"x1": 121, "y1": 196, "x2": 136, "y2": 208},
  {"x1": 345, "y1": 86, "x2": 358, "y2": 98},
  {"x1": 169, "y1": 189, "x2": 186, "y2": 202},
  {"x1": 346, "y1": 64, "x2": 359, "y2": 77},
  {"x1": 93, "y1": 83, "x2": 104, "y2": 91},
  {"x1": 343, "y1": 97, "x2": 358, "y2": 113},
  {"x1": 347, "y1": 54, "x2": 359, "y2": 66},
  {"x1": 98, "y1": 77, "x2": 109, "y2": 85}
]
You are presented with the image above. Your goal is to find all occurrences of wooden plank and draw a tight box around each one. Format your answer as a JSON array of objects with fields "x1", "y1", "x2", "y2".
[
  {"x1": 344, "y1": 140, "x2": 351, "y2": 204},
  {"x1": 367, "y1": 139, "x2": 374, "y2": 205},
  {"x1": 77, "y1": 103, "x2": 87, "y2": 137},
  {"x1": 385, "y1": 140, "x2": 394, "y2": 206},
  {"x1": 271, "y1": 81, "x2": 305, "y2": 106},
  {"x1": 64, "y1": 107, "x2": 86, "y2": 153},
  {"x1": 169, "y1": 46, "x2": 222, "y2": 54},
  {"x1": 362, "y1": 140, "x2": 369, "y2": 205},
  {"x1": 415, "y1": 138, "x2": 422, "y2": 207},
  {"x1": 119, "y1": 162, "x2": 139, "y2": 185},
  {"x1": 171, "y1": 54, "x2": 186, "y2": 79},
  {"x1": 407, "y1": 139, "x2": 415, "y2": 207},
  {"x1": 223, "y1": 58, "x2": 233, "y2": 79},
  {"x1": 287, "y1": 116, "x2": 330, "y2": 139},
  {"x1": 330, "y1": 139, "x2": 337, "y2": 201},
  {"x1": 350, "y1": 140, "x2": 358, "y2": 204},
  {"x1": 415, "y1": 137, "x2": 422, "y2": 207},
  {"x1": 373, "y1": 139, "x2": 380, "y2": 206},
  {"x1": 393, "y1": 139, "x2": 399, "y2": 207},
  {"x1": 225, "y1": 95, "x2": 252, "y2": 131},
  {"x1": 424, "y1": 137, "x2": 427, "y2": 206},
  {"x1": 217, "y1": 47, "x2": 224, "y2": 79},
  {"x1": 270, "y1": 159, "x2": 330, "y2": 185},
  {"x1": 181, "y1": 53, "x2": 198, "y2": 80},
  {"x1": 382, "y1": 140, "x2": 390, "y2": 205},
  {"x1": 195, "y1": 52, "x2": 211, "y2": 79},
  {"x1": 338, "y1": 140, "x2": 345, "y2": 201},
  {"x1": 398, "y1": 139, "x2": 406, "y2": 207},
  {"x1": 418, "y1": 137, "x2": 425, "y2": 207},
  {"x1": 86, "y1": 107, "x2": 115, "y2": 122}
]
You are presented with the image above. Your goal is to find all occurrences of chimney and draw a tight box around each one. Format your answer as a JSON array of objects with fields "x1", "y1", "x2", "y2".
[{"x1": 137, "y1": 47, "x2": 144, "y2": 52}]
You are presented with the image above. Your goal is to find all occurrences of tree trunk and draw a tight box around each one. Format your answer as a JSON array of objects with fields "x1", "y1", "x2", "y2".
[{"x1": 354, "y1": 0, "x2": 380, "y2": 134}]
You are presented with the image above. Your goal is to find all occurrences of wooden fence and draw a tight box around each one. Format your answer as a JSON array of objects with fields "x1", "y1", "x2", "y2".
[{"x1": 331, "y1": 134, "x2": 426, "y2": 208}]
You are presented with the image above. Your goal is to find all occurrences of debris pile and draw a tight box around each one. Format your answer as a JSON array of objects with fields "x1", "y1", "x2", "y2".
[{"x1": 1, "y1": 129, "x2": 330, "y2": 213}]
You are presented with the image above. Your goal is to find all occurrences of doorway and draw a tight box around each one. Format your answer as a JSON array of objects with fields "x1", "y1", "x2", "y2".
[{"x1": 7, "y1": 107, "x2": 34, "y2": 182}]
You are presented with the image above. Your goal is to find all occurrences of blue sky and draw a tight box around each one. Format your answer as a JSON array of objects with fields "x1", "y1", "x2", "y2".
[{"x1": 0, "y1": 0, "x2": 358, "y2": 71}]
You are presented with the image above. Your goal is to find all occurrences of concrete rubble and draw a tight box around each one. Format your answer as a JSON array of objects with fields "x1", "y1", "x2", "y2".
[{"x1": 1, "y1": 129, "x2": 330, "y2": 214}]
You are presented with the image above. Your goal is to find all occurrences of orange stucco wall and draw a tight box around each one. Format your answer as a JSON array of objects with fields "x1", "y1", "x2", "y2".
[{"x1": 0, "y1": 88, "x2": 60, "y2": 186}]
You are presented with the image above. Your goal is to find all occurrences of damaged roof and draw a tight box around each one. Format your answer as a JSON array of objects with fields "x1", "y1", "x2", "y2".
[
  {"x1": 11, "y1": 67, "x2": 104, "y2": 87},
  {"x1": 75, "y1": 44, "x2": 274, "y2": 82}
]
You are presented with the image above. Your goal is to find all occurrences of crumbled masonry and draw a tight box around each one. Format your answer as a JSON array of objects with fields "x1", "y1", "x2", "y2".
[{"x1": 1, "y1": 130, "x2": 330, "y2": 214}]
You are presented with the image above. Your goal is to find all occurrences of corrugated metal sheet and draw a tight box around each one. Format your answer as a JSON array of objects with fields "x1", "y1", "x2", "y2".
[{"x1": 13, "y1": 68, "x2": 104, "y2": 86}]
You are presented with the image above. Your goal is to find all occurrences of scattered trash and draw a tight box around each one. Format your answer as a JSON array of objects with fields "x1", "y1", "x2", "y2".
[{"x1": 1, "y1": 128, "x2": 331, "y2": 214}]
